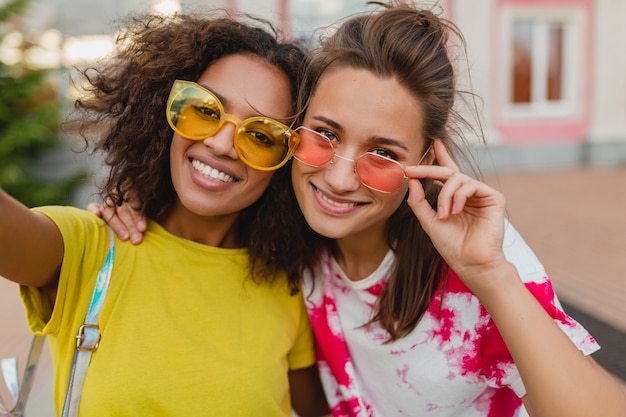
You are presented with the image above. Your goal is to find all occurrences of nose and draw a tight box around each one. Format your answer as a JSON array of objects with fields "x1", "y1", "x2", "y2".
[
  {"x1": 323, "y1": 152, "x2": 361, "y2": 192},
  {"x1": 202, "y1": 119, "x2": 238, "y2": 159}
]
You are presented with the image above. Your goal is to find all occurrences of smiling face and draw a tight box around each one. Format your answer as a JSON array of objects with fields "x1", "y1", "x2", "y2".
[
  {"x1": 291, "y1": 66, "x2": 429, "y2": 247},
  {"x1": 168, "y1": 53, "x2": 292, "y2": 227}
]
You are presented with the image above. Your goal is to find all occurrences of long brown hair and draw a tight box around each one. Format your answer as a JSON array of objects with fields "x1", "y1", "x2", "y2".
[{"x1": 270, "y1": 2, "x2": 484, "y2": 339}]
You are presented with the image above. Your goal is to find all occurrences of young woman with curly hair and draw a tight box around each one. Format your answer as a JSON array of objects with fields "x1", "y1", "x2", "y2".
[{"x1": 0, "y1": 11, "x2": 328, "y2": 417}]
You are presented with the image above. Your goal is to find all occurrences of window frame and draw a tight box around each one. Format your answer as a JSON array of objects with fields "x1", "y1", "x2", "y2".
[{"x1": 500, "y1": 6, "x2": 585, "y2": 120}]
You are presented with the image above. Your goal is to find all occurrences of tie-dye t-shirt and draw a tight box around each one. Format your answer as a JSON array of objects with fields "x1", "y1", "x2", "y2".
[{"x1": 302, "y1": 221, "x2": 599, "y2": 417}]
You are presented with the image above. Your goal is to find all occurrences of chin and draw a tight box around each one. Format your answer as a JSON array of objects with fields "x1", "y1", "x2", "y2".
[{"x1": 306, "y1": 218, "x2": 348, "y2": 240}]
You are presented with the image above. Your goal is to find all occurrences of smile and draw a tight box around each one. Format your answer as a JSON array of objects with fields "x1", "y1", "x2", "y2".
[
  {"x1": 191, "y1": 159, "x2": 238, "y2": 183},
  {"x1": 314, "y1": 185, "x2": 361, "y2": 208}
]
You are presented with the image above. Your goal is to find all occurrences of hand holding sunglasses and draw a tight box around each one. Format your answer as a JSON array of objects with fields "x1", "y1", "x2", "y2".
[
  {"x1": 404, "y1": 140, "x2": 507, "y2": 282},
  {"x1": 166, "y1": 80, "x2": 295, "y2": 171}
]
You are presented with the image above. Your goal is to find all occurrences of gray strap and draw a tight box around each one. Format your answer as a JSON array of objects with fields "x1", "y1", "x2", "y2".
[
  {"x1": 0, "y1": 335, "x2": 45, "y2": 417},
  {"x1": 61, "y1": 226, "x2": 115, "y2": 417}
]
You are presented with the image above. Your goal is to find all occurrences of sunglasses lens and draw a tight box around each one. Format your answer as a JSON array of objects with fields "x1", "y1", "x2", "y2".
[
  {"x1": 356, "y1": 154, "x2": 405, "y2": 193},
  {"x1": 292, "y1": 128, "x2": 333, "y2": 166},
  {"x1": 167, "y1": 81, "x2": 292, "y2": 170},
  {"x1": 236, "y1": 119, "x2": 290, "y2": 169},
  {"x1": 168, "y1": 84, "x2": 222, "y2": 139}
]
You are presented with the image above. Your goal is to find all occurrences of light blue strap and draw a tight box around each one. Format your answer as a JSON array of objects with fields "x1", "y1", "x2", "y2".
[{"x1": 61, "y1": 226, "x2": 115, "y2": 417}]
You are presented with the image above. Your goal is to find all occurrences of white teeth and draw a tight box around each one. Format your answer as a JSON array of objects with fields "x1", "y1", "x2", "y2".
[
  {"x1": 191, "y1": 159, "x2": 237, "y2": 182},
  {"x1": 315, "y1": 188, "x2": 358, "y2": 208}
]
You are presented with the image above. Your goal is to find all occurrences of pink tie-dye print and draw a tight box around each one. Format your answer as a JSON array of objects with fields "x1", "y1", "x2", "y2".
[
  {"x1": 303, "y1": 224, "x2": 599, "y2": 417},
  {"x1": 308, "y1": 257, "x2": 374, "y2": 416}
]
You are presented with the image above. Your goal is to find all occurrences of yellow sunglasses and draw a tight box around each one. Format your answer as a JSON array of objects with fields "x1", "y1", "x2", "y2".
[{"x1": 166, "y1": 80, "x2": 295, "y2": 171}]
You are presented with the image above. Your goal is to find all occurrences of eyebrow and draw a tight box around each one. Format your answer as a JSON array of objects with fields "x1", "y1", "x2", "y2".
[
  {"x1": 311, "y1": 115, "x2": 410, "y2": 152},
  {"x1": 197, "y1": 82, "x2": 288, "y2": 122},
  {"x1": 199, "y1": 83, "x2": 227, "y2": 105}
]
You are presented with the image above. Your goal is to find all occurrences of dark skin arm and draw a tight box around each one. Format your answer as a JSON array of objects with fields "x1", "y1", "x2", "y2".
[
  {"x1": 289, "y1": 365, "x2": 330, "y2": 417},
  {"x1": 0, "y1": 189, "x2": 63, "y2": 306}
]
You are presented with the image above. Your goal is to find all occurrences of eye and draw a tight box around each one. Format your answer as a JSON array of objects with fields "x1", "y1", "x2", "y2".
[
  {"x1": 369, "y1": 148, "x2": 399, "y2": 161},
  {"x1": 192, "y1": 103, "x2": 221, "y2": 121},
  {"x1": 245, "y1": 130, "x2": 277, "y2": 147},
  {"x1": 244, "y1": 121, "x2": 284, "y2": 147},
  {"x1": 315, "y1": 128, "x2": 338, "y2": 143}
]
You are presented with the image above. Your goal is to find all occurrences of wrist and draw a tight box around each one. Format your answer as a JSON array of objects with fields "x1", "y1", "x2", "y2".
[{"x1": 457, "y1": 260, "x2": 521, "y2": 301}]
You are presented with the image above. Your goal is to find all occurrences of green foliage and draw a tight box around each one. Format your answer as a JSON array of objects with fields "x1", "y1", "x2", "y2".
[
  {"x1": 0, "y1": 0, "x2": 84, "y2": 207},
  {"x1": 0, "y1": 0, "x2": 30, "y2": 23}
]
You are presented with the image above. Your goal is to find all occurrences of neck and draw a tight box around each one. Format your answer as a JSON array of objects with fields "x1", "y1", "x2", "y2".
[
  {"x1": 335, "y1": 234, "x2": 391, "y2": 281},
  {"x1": 158, "y1": 203, "x2": 242, "y2": 248}
]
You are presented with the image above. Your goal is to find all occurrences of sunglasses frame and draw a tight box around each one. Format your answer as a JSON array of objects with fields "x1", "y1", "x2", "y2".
[
  {"x1": 290, "y1": 126, "x2": 432, "y2": 193},
  {"x1": 166, "y1": 79, "x2": 295, "y2": 171}
]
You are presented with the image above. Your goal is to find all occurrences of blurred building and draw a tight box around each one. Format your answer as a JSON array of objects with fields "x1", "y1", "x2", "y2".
[
  {"x1": 450, "y1": 0, "x2": 626, "y2": 173},
  {"x1": 5, "y1": 0, "x2": 626, "y2": 181}
]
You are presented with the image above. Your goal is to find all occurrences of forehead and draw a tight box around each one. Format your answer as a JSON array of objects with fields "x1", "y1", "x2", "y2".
[
  {"x1": 307, "y1": 67, "x2": 425, "y2": 146},
  {"x1": 198, "y1": 54, "x2": 292, "y2": 119}
]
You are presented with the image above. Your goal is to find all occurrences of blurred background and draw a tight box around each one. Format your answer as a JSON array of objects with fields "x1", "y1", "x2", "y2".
[{"x1": 0, "y1": 0, "x2": 624, "y2": 415}]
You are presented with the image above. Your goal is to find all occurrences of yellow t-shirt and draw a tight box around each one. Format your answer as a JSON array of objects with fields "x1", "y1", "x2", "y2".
[{"x1": 20, "y1": 206, "x2": 315, "y2": 416}]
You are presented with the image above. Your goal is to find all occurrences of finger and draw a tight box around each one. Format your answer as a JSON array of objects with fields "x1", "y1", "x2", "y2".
[
  {"x1": 404, "y1": 164, "x2": 457, "y2": 185},
  {"x1": 128, "y1": 206, "x2": 147, "y2": 232},
  {"x1": 432, "y1": 139, "x2": 459, "y2": 171},
  {"x1": 119, "y1": 202, "x2": 147, "y2": 231},
  {"x1": 86, "y1": 202, "x2": 103, "y2": 216},
  {"x1": 404, "y1": 165, "x2": 458, "y2": 218},
  {"x1": 404, "y1": 139, "x2": 460, "y2": 182},
  {"x1": 443, "y1": 177, "x2": 505, "y2": 217},
  {"x1": 100, "y1": 205, "x2": 131, "y2": 241},
  {"x1": 447, "y1": 178, "x2": 480, "y2": 215},
  {"x1": 436, "y1": 171, "x2": 473, "y2": 218},
  {"x1": 406, "y1": 178, "x2": 438, "y2": 234},
  {"x1": 116, "y1": 204, "x2": 146, "y2": 244},
  {"x1": 122, "y1": 192, "x2": 147, "y2": 233}
]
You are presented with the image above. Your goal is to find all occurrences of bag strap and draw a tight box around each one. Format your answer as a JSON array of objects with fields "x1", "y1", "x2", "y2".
[
  {"x1": 61, "y1": 226, "x2": 115, "y2": 417},
  {"x1": 0, "y1": 335, "x2": 45, "y2": 417}
]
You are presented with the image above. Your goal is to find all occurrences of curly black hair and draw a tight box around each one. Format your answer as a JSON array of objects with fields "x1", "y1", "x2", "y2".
[{"x1": 65, "y1": 11, "x2": 306, "y2": 290}]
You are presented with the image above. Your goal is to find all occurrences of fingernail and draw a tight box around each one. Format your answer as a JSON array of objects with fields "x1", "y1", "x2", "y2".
[
  {"x1": 131, "y1": 233, "x2": 142, "y2": 244},
  {"x1": 437, "y1": 206, "x2": 445, "y2": 219},
  {"x1": 118, "y1": 230, "x2": 129, "y2": 240}
]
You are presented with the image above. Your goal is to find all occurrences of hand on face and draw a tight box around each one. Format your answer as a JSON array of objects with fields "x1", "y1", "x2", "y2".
[{"x1": 404, "y1": 140, "x2": 509, "y2": 289}]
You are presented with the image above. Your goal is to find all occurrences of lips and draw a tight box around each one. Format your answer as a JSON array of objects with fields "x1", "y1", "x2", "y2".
[
  {"x1": 315, "y1": 187, "x2": 357, "y2": 208},
  {"x1": 312, "y1": 183, "x2": 366, "y2": 212},
  {"x1": 191, "y1": 159, "x2": 238, "y2": 183}
]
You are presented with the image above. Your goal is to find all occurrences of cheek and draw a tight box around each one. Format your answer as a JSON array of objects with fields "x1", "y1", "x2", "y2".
[
  {"x1": 169, "y1": 136, "x2": 185, "y2": 172},
  {"x1": 291, "y1": 160, "x2": 315, "y2": 188},
  {"x1": 247, "y1": 170, "x2": 274, "y2": 194},
  {"x1": 380, "y1": 188, "x2": 409, "y2": 213},
  {"x1": 169, "y1": 134, "x2": 188, "y2": 158}
]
